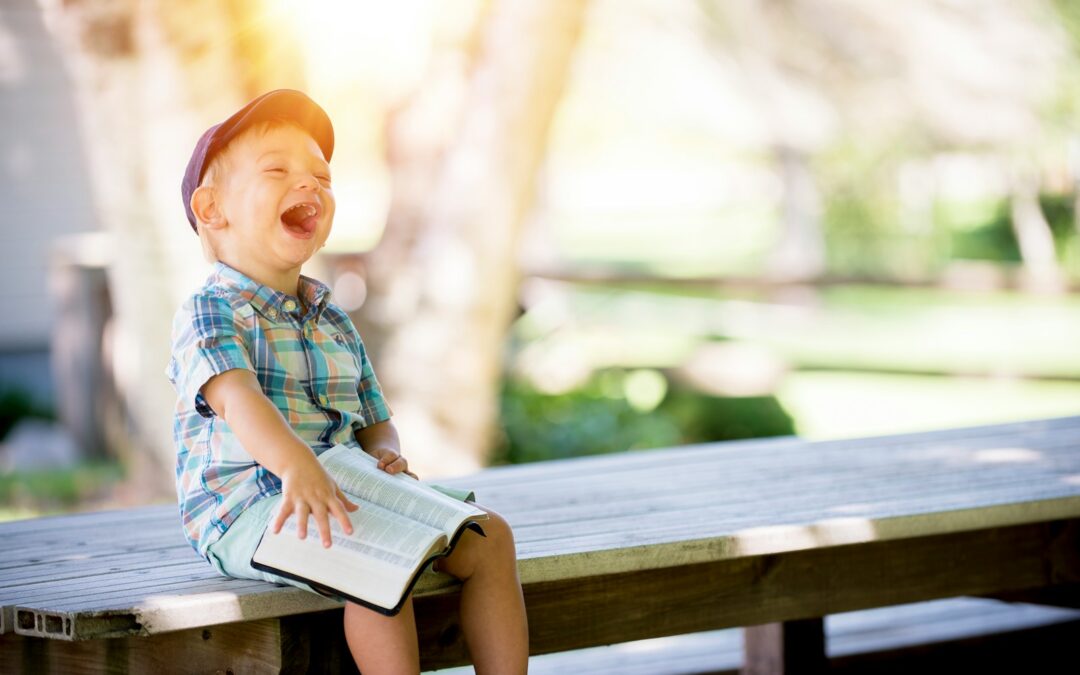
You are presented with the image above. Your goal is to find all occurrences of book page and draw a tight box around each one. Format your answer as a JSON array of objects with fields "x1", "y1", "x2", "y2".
[
  {"x1": 277, "y1": 499, "x2": 442, "y2": 568},
  {"x1": 253, "y1": 498, "x2": 449, "y2": 611},
  {"x1": 319, "y1": 445, "x2": 485, "y2": 536}
]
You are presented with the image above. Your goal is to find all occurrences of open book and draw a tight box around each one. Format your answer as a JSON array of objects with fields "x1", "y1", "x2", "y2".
[{"x1": 251, "y1": 444, "x2": 487, "y2": 615}]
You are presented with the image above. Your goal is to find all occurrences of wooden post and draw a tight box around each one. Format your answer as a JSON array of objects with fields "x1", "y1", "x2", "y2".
[
  {"x1": 743, "y1": 618, "x2": 826, "y2": 675},
  {"x1": 48, "y1": 233, "x2": 118, "y2": 461}
]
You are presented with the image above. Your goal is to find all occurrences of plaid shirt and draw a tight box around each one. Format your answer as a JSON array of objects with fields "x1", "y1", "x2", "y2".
[{"x1": 166, "y1": 262, "x2": 391, "y2": 558}]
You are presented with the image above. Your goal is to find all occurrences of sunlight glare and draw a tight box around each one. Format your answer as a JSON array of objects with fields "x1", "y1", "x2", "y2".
[
  {"x1": 972, "y1": 447, "x2": 1042, "y2": 464},
  {"x1": 267, "y1": 0, "x2": 434, "y2": 97}
]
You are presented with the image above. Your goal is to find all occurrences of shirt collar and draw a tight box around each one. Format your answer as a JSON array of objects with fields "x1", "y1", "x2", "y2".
[{"x1": 209, "y1": 262, "x2": 331, "y2": 321}]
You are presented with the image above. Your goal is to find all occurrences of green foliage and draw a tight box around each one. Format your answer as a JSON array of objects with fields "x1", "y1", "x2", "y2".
[
  {"x1": 1051, "y1": 0, "x2": 1080, "y2": 58},
  {"x1": 945, "y1": 194, "x2": 1077, "y2": 264},
  {"x1": 817, "y1": 138, "x2": 948, "y2": 279},
  {"x1": 0, "y1": 461, "x2": 124, "y2": 510},
  {"x1": 1040, "y1": 193, "x2": 1077, "y2": 247},
  {"x1": 0, "y1": 388, "x2": 54, "y2": 441},
  {"x1": 945, "y1": 200, "x2": 1021, "y2": 262},
  {"x1": 660, "y1": 388, "x2": 795, "y2": 442},
  {"x1": 494, "y1": 372, "x2": 796, "y2": 465}
]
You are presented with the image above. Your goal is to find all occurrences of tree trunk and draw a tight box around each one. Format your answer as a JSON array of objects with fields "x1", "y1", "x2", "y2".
[
  {"x1": 1010, "y1": 167, "x2": 1064, "y2": 293},
  {"x1": 767, "y1": 146, "x2": 826, "y2": 282},
  {"x1": 38, "y1": 0, "x2": 307, "y2": 498},
  {"x1": 704, "y1": 0, "x2": 828, "y2": 283},
  {"x1": 348, "y1": 0, "x2": 589, "y2": 476}
]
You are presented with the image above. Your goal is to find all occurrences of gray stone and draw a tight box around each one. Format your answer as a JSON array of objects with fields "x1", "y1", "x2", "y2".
[{"x1": 0, "y1": 418, "x2": 80, "y2": 472}]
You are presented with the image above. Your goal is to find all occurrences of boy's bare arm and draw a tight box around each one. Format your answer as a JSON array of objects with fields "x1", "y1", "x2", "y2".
[
  {"x1": 354, "y1": 420, "x2": 413, "y2": 476},
  {"x1": 201, "y1": 368, "x2": 357, "y2": 547}
]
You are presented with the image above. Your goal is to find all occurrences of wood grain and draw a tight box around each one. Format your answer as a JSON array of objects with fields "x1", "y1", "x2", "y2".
[
  {"x1": 412, "y1": 519, "x2": 1080, "y2": 670},
  {"x1": 2, "y1": 416, "x2": 1079, "y2": 672}
]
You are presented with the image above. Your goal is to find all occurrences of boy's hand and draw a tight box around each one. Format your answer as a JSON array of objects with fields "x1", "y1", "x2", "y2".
[
  {"x1": 199, "y1": 369, "x2": 361, "y2": 547},
  {"x1": 368, "y1": 447, "x2": 418, "y2": 479},
  {"x1": 273, "y1": 454, "x2": 359, "y2": 548}
]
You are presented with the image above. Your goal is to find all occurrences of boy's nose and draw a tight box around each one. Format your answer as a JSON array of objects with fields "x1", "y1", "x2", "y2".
[{"x1": 295, "y1": 174, "x2": 321, "y2": 191}]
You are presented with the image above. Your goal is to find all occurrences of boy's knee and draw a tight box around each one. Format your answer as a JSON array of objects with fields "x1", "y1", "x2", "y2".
[
  {"x1": 479, "y1": 508, "x2": 515, "y2": 550},
  {"x1": 436, "y1": 507, "x2": 516, "y2": 579}
]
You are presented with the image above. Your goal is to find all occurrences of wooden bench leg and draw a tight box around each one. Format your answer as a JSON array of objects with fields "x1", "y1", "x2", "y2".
[{"x1": 743, "y1": 618, "x2": 826, "y2": 675}]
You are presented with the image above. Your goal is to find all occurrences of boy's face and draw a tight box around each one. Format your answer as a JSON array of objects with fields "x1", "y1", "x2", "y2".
[{"x1": 207, "y1": 123, "x2": 335, "y2": 290}]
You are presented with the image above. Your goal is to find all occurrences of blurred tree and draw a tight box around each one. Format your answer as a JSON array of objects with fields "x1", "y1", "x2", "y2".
[
  {"x1": 348, "y1": 0, "x2": 589, "y2": 474},
  {"x1": 41, "y1": 0, "x2": 587, "y2": 482},
  {"x1": 1010, "y1": 164, "x2": 1065, "y2": 290},
  {"x1": 38, "y1": 0, "x2": 307, "y2": 496},
  {"x1": 700, "y1": 0, "x2": 829, "y2": 282},
  {"x1": 696, "y1": 0, "x2": 1070, "y2": 286}
]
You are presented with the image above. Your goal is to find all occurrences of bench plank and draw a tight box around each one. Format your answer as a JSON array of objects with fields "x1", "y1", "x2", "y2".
[
  {"x1": 473, "y1": 597, "x2": 1080, "y2": 675},
  {"x1": 1, "y1": 415, "x2": 1078, "y2": 665},
  {"x1": 0, "y1": 617, "x2": 296, "y2": 675},
  {"x1": 411, "y1": 518, "x2": 1080, "y2": 668}
]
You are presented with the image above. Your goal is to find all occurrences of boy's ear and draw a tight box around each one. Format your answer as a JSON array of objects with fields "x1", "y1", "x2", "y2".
[{"x1": 191, "y1": 185, "x2": 226, "y2": 230}]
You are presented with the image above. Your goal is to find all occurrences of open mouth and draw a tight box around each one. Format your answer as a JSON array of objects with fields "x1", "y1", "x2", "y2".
[{"x1": 280, "y1": 201, "x2": 320, "y2": 237}]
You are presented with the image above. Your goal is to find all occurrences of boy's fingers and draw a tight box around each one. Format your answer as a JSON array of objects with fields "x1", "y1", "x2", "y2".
[
  {"x1": 272, "y1": 502, "x2": 293, "y2": 534},
  {"x1": 379, "y1": 454, "x2": 407, "y2": 474},
  {"x1": 312, "y1": 507, "x2": 333, "y2": 548},
  {"x1": 295, "y1": 503, "x2": 310, "y2": 540},
  {"x1": 329, "y1": 498, "x2": 354, "y2": 536},
  {"x1": 337, "y1": 487, "x2": 359, "y2": 512}
]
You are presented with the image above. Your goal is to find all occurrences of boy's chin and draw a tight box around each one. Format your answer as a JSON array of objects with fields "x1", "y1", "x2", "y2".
[{"x1": 276, "y1": 231, "x2": 327, "y2": 262}]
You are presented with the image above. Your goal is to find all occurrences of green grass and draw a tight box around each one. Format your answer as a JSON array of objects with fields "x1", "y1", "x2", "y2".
[
  {"x1": 0, "y1": 461, "x2": 125, "y2": 515},
  {"x1": 0, "y1": 507, "x2": 49, "y2": 522},
  {"x1": 777, "y1": 370, "x2": 1080, "y2": 440},
  {"x1": 511, "y1": 282, "x2": 1080, "y2": 443},
  {"x1": 550, "y1": 206, "x2": 779, "y2": 277},
  {"x1": 528, "y1": 283, "x2": 1080, "y2": 377},
  {"x1": 761, "y1": 285, "x2": 1080, "y2": 377}
]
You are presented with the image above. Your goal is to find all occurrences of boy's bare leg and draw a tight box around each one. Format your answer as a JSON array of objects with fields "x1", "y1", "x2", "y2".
[
  {"x1": 436, "y1": 509, "x2": 529, "y2": 675},
  {"x1": 344, "y1": 598, "x2": 420, "y2": 674}
]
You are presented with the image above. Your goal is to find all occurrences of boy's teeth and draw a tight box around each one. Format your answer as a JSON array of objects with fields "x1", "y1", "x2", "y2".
[{"x1": 282, "y1": 203, "x2": 316, "y2": 227}]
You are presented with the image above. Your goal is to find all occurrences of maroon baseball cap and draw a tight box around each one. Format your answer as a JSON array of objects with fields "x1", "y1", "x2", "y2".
[{"x1": 181, "y1": 89, "x2": 335, "y2": 232}]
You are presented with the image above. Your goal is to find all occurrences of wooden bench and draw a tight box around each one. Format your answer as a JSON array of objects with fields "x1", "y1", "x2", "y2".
[
  {"x1": 477, "y1": 597, "x2": 1080, "y2": 674},
  {"x1": 2, "y1": 415, "x2": 1079, "y2": 673}
]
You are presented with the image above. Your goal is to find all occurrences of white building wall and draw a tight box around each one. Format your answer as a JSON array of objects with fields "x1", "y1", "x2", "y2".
[{"x1": 0, "y1": 0, "x2": 100, "y2": 350}]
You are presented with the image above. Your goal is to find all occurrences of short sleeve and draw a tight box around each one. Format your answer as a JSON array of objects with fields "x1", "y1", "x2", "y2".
[
  {"x1": 353, "y1": 331, "x2": 392, "y2": 426},
  {"x1": 323, "y1": 307, "x2": 391, "y2": 430},
  {"x1": 166, "y1": 293, "x2": 255, "y2": 418}
]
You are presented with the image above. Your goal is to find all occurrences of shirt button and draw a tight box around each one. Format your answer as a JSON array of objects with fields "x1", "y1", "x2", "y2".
[
  {"x1": 266, "y1": 308, "x2": 278, "y2": 319},
  {"x1": 318, "y1": 394, "x2": 329, "y2": 406},
  {"x1": 283, "y1": 299, "x2": 297, "y2": 312}
]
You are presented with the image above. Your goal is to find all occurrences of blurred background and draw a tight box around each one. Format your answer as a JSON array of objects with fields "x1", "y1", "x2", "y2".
[{"x1": 2, "y1": 0, "x2": 1080, "y2": 520}]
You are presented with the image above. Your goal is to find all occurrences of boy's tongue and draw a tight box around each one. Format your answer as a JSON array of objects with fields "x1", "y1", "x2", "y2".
[{"x1": 281, "y1": 203, "x2": 317, "y2": 237}]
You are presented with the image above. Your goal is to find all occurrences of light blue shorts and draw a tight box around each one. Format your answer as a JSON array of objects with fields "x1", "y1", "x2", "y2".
[
  {"x1": 204, "y1": 484, "x2": 475, "y2": 600},
  {"x1": 204, "y1": 493, "x2": 329, "y2": 596}
]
